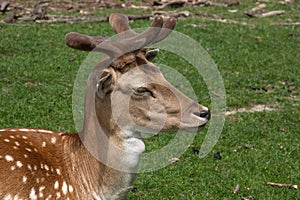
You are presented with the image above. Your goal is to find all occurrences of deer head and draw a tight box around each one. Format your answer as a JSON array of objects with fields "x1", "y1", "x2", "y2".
[{"x1": 65, "y1": 13, "x2": 210, "y2": 171}]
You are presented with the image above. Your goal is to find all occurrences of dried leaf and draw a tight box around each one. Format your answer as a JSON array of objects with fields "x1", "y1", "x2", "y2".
[
  {"x1": 233, "y1": 184, "x2": 240, "y2": 193},
  {"x1": 25, "y1": 82, "x2": 38, "y2": 87}
]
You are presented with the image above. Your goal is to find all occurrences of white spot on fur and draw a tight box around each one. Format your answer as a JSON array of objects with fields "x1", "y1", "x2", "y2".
[
  {"x1": 29, "y1": 187, "x2": 37, "y2": 200},
  {"x1": 69, "y1": 185, "x2": 74, "y2": 193},
  {"x1": 56, "y1": 168, "x2": 61, "y2": 175},
  {"x1": 44, "y1": 164, "x2": 49, "y2": 171},
  {"x1": 42, "y1": 141, "x2": 46, "y2": 147},
  {"x1": 39, "y1": 186, "x2": 45, "y2": 191},
  {"x1": 9, "y1": 135, "x2": 15, "y2": 139},
  {"x1": 51, "y1": 137, "x2": 56, "y2": 144},
  {"x1": 4, "y1": 139, "x2": 10, "y2": 142},
  {"x1": 45, "y1": 194, "x2": 52, "y2": 200},
  {"x1": 62, "y1": 181, "x2": 68, "y2": 195},
  {"x1": 3, "y1": 194, "x2": 12, "y2": 200},
  {"x1": 10, "y1": 165, "x2": 16, "y2": 170},
  {"x1": 54, "y1": 181, "x2": 59, "y2": 190},
  {"x1": 16, "y1": 161, "x2": 23, "y2": 168},
  {"x1": 25, "y1": 148, "x2": 32, "y2": 152},
  {"x1": 39, "y1": 186, "x2": 45, "y2": 198},
  {"x1": 33, "y1": 165, "x2": 37, "y2": 171},
  {"x1": 15, "y1": 141, "x2": 20, "y2": 146},
  {"x1": 24, "y1": 154, "x2": 28, "y2": 158},
  {"x1": 22, "y1": 136, "x2": 28, "y2": 139},
  {"x1": 56, "y1": 192, "x2": 61, "y2": 198},
  {"x1": 5, "y1": 155, "x2": 14, "y2": 162},
  {"x1": 22, "y1": 176, "x2": 27, "y2": 183}
]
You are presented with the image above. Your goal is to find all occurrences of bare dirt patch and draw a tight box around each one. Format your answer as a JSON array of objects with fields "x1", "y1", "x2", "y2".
[{"x1": 225, "y1": 104, "x2": 276, "y2": 116}]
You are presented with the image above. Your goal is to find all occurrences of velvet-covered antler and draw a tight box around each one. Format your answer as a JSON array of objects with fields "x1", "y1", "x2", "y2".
[{"x1": 65, "y1": 13, "x2": 176, "y2": 57}]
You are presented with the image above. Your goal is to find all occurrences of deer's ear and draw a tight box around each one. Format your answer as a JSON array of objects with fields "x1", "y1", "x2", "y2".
[
  {"x1": 145, "y1": 49, "x2": 159, "y2": 61},
  {"x1": 97, "y1": 72, "x2": 114, "y2": 99}
]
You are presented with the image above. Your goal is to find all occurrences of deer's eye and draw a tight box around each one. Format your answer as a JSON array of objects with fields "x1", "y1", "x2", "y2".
[{"x1": 133, "y1": 87, "x2": 154, "y2": 97}]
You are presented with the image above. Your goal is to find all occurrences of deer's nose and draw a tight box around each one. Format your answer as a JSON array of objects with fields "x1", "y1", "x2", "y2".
[{"x1": 194, "y1": 109, "x2": 210, "y2": 120}]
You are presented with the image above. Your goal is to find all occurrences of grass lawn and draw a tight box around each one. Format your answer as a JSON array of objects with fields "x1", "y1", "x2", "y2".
[{"x1": 0, "y1": 1, "x2": 299, "y2": 199}]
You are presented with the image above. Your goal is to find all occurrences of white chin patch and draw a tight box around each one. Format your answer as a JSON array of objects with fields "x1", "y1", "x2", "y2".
[{"x1": 122, "y1": 138, "x2": 145, "y2": 171}]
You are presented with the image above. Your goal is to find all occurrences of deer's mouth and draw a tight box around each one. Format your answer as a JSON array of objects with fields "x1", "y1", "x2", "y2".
[
  {"x1": 178, "y1": 110, "x2": 210, "y2": 132},
  {"x1": 179, "y1": 123, "x2": 208, "y2": 133},
  {"x1": 196, "y1": 123, "x2": 208, "y2": 131}
]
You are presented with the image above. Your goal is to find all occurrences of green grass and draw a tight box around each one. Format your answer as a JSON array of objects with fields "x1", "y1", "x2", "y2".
[{"x1": 1, "y1": 1, "x2": 299, "y2": 199}]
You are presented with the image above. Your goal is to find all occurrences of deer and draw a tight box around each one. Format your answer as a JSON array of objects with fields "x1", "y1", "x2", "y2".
[{"x1": 0, "y1": 13, "x2": 210, "y2": 200}]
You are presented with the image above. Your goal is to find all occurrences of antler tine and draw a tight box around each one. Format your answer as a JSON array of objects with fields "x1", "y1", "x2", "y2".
[
  {"x1": 150, "y1": 17, "x2": 176, "y2": 44},
  {"x1": 65, "y1": 32, "x2": 100, "y2": 51},
  {"x1": 65, "y1": 32, "x2": 121, "y2": 55},
  {"x1": 109, "y1": 13, "x2": 137, "y2": 39},
  {"x1": 119, "y1": 15, "x2": 164, "y2": 50}
]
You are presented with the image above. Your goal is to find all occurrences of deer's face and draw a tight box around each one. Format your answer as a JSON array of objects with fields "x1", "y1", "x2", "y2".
[{"x1": 96, "y1": 51, "x2": 210, "y2": 135}]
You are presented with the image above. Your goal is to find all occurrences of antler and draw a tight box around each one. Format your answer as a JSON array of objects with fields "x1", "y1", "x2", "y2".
[
  {"x1": 151, "y1": 17, "x2": 176, "y2": 44},
  {"x1": 65, "y1": 33, "x2": 107, "y2": 52},
  {"x1": 109, "y1": 13, "x2": 137, "y2": 39},
  {"x1": 109, "y1": 13, "x2": 176, "y2": 44},
  {"x1": 65, "y1": 13, "x2": 176, "y2": 57}
]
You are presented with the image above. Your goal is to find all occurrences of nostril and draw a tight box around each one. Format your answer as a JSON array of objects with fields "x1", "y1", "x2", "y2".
[
  {"x1": 194, "y1": 109, "x2": 210, "y2": 120},
  {"x1": 201, "y1": 110, "x2": 210, "y2": 119}
]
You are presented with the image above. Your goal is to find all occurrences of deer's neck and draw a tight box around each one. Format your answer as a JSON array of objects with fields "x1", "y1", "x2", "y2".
[
  {"x1": 67, "y1": 91, "x2": 144, "y2": 199},
  {"x1": 63, "y1": 135, "x2": 138, "y2": 200}
]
